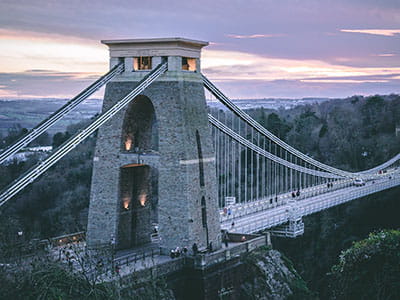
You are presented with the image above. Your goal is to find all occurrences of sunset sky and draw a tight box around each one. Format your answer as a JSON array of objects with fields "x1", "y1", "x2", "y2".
[{"x1": 0, "y1": 0, "x2": 399, "y2": 99}]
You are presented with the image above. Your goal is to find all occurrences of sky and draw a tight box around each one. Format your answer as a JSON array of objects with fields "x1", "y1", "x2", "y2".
[{"x1": 0, "y1": 0, "x2": 399, "y2": 99}]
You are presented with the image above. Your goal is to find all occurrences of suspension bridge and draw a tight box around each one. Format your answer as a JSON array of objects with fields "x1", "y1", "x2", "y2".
[{"x1": 0, "y1": 38, "x2": 399, "y2": 254}]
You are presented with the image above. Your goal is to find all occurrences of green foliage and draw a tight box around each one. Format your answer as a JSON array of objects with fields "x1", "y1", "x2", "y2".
[
  {"x1": 280, "y1": 253, "x2": 316, "y2": 300},
  {"x1": 0, "y1": 259, "x2": 118, "y2": 300},
  {"x1": 318, "y1": 123, "x2": 328, "y2": 138},
  {"x1": 264, "y1": 94, "x2": 400, "y2": 297},
  {"x1": 361, "y1": 95, "x2": 390, "y2": 137},
  {"x1": 52, "y1": 131, "x2": 71, "y2": 148},
  {"x1": 248, "y1": 94, "x2": 400, "y2": 172},
  {"x1": 274, "y1": 186, "x2": 400, "y2": 299},
  {"x1": 0, "y1": 124, "x2": 51, "y2": 148},
  {"x1": 365, "y1": 95, "x2": 385, "y2": 107},
  {"x1": 121, "y1": 276, "x2": 175, "y2": 300},
  {"x1": 1, "y1": 124, "x2": 28, "y2": 148},
  {"x1": 0, "y1": 119, "x2": 95, "y2": 240},
  {"x1": 1, "y1": 94, "x2": 400, "y2": 298},
  {"x1": 0, "y1": 214, "x2": 24, "y2": 258},
  {"x1": 266, "y1": 112, "x2": 291, "y2": 139},
  {"x1": 329, "y1": 230, "x2": 400, "y2": 300},
  {"x1": 350, "y1": 96, "x2": 359, "y2": 104}
]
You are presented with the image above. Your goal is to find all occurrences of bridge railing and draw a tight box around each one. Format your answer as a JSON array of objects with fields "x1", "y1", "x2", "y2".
[
  {"x1": 219, "y1": 179, "x2": 353, "y2": 222},
  {"x1": 300, "y1": 175, "x2": 400, "y2": 217},
  {"x1": 192, "y1": 235, "x2": 266, "y2": 269},
  {"x1": 219, "y1": 170, "x2": 399, "y2": 223},
  {"x1": 114, "y1": 247, "x2": 161, "y2": 267},
  {"x1": 221, "y1": 174, "x2": 400, "y2": 233},
  {"x1": 221, "y1": 174, "x2": 400, "y2": 234},
  {"x1": 225, "y1": 209, "x2": 288, "y2": 234}
]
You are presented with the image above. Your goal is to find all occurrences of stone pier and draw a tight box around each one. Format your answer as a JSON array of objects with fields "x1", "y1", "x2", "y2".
[{"x1": 87, "y1": 38, "x2": 221, "y2": 253}]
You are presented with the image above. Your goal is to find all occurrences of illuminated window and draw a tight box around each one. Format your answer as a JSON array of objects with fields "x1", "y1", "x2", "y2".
[
  {"x1": 133, "y1": 57, "x2": 152, "y2": 71},
  {"x1": 182, "y1": 57, "x2": 196, "y2": 71}
]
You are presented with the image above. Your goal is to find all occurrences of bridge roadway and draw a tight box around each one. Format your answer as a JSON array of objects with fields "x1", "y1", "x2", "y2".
[{"x1": 221, "y1": 171, "x2": 400, "y2": 234}]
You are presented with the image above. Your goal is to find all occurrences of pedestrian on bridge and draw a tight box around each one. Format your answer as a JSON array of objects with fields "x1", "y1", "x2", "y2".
[
  {"x1": 223, "y1": 231, "x2": 229, "y2": 248},
  {"x1": 208, "y1": 242, "x2": 213, "y2": 253},
  {"x1": 192, "y1": 243, "x2": 198, "y2": 256}
]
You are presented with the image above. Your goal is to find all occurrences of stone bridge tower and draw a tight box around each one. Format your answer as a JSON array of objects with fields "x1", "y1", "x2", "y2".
[{"x1": 87, "y1": 38, "x2": 221, "y2": 252}]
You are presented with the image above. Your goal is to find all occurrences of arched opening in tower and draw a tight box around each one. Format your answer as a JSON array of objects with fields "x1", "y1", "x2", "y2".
[
  {"x1": 118, "y1": 164, "x2": 158, "y2": 249},
  {"x1": 121, "y1": 95, "x2": 158, "y2": 153}
]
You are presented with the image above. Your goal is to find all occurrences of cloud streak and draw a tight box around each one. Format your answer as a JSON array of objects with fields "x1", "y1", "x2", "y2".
[
  {"x1": 300, "y1": 79, "x2": 389, "y2": 84},
  {"x1": 340, "y1": 29, "x2": 400, "y2": 36},
  {"x1": 374, "y1": 53, "x2": 396, "y2": 57},
  {"x1": 0, "y1": 29, "x2": 108, "y2": 73},
  {"x1": 201, "y1": 49, "x2": 400, "y2": 98},
  {"x1": 0, "y1": 1, "x2": 399, "y2": 98},
  {"x1": 1, "y1": 48, "x2": 399, "y2": 99},
  {"x1": 202, "y1": 49, "x2": 400, "y2": 81},
  {"x1": 226, "y1": 34, "x2": 285, "y2": 39},
  {"x1": 0, "y1": 70, "x2": 104, "y2": 98}
]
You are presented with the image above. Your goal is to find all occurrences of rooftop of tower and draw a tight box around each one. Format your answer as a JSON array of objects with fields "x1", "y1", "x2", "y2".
[{"x1": 101, "y1": 37, "x2": 208, "y2": 58}]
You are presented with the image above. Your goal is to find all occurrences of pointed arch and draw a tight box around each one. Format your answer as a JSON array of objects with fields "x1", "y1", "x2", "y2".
[{"x1": 121, "y1": 95, "x2": 158, "y2": 152}]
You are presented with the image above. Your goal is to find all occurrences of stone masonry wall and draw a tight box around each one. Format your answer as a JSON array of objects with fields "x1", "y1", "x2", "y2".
[{"x1": 87, "y1": 71, "x2": 221, "y2": 252}]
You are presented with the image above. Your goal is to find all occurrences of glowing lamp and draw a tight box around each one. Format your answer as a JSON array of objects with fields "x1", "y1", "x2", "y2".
[
  {"x1": 122, "y1": 196, "x2": 131, "y2": 210},
  {"x1": 124, "y1": 137, "x2": 132, "y2": 151},
  {"x1": 139, "y1": 194, "x2": 147, "y2": 207}
]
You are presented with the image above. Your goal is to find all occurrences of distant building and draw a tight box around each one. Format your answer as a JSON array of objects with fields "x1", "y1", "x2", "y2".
[{"x1": 3, "y1": 146, "x2": 52, "y2": 164}]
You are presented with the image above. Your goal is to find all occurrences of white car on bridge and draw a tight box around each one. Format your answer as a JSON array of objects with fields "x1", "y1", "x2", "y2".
[{"x1": 353, "y1": 178, "x2": 365, "y2": 186}]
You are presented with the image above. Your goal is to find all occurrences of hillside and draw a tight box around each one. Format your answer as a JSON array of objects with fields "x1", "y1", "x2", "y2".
[
  {"x1": 0, "y1": 96, "x2": 331, "y2": 136},
  {"x1": 0, "y1": 98, "x2": 101, "y2": 135},
  {"x1": 0, "y1": 94, "x2": 399, "y2": 299}
]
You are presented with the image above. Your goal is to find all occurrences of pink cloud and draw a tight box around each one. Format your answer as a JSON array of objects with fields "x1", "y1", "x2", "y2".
[
  {"x1": 226, "y1": 34, "x2": 285, "y2": 39},
  {"x1": 374, "y1": 53, "x2": 396, "y2": 57},
  {"x1": 340, "y1": 29, "x2": 400, "y2": 37}
]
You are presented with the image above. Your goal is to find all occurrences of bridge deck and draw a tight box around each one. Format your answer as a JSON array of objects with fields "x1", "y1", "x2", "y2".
[{"x1": 222, "y1": 174, "x2": 400, "y2": 234}]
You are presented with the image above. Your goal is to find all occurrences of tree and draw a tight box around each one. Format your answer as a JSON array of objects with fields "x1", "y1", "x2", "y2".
[
  {"x1": 2, "y1": 124, "x2": 28, "y2": 147},
  {"x1": 266, "y1": 112, "x2": 291, "y2": 139},
  {"x1": 29, "y1": 132, "x2": 51, "y2": 146},
  {"x1": 361, "y1": 95, "x2": 386, "y2": 137},
  {"x1": 0, "y1": 253, "x2": 119, "y2": 299},
  {"x1": 52, "y1": 131, "x2": 71, "y2": 148},
  {"x1": 329, "y1": 230, "x2": 400, "y2": 300}
]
